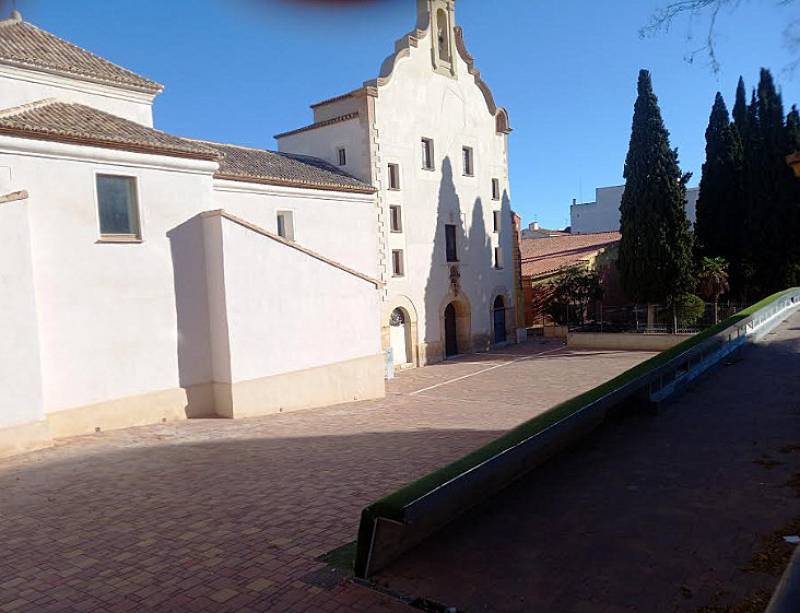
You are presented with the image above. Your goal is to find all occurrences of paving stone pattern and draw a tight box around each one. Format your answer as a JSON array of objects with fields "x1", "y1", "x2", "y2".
[
  {"x1": 376, "y1": 311, "x2": 800, "y2": 612},
  {"x1": 0, "y1": 340, "x2": 651, "y2": 612}
]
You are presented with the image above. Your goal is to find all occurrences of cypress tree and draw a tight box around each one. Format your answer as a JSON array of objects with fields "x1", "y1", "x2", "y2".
[
  {"x1": 732, "y1": 76, "x2": 749, "y2": 139},
  {"x1": 727, "y1": 77, "x2": 755, "y2": 299},
  {"x1": 695, "y1": 92, "x2": 743, "y2": 268},
  {"x1": 618, "y1": 70, "x2": 694, "y2": 307},
  {"x1": 752, "y1": 68, "x2": 795, "y2": 294},
  {"x1": 783, "y1": 107, "x2": 800, "y2": 285}
]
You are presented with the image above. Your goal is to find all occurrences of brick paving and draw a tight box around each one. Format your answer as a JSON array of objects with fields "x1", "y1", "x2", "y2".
[
  {"x1": 0, "y1": 340, "x2": 652, "y2": 612},
  {"x1": 374, "y1": 310, "x2": 800, "y2": 612}
]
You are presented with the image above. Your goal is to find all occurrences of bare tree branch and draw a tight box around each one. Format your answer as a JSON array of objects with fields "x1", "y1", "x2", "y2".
[{"x1": 643, "y1": 0, "x2": 799, "y2": 74}]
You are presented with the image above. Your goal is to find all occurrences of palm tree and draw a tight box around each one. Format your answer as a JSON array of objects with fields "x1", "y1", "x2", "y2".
[{"x1": 697, "y1": 257, "x2": 730, "y2": 324}]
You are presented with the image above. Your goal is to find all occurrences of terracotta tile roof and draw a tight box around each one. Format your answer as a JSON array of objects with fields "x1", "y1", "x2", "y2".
[
  {"x1": 197, "y1": 140, "x2": 375, "y2": 193},
  {"x1": 520, "y1": 231, "x2": 621, "y2": 279},
  {"x1": 274, "y1": 112, "x2": 359, "y2": 139},
  {"x1": 0, "y1": 99, "x2": 218, "y2": 160},
  {"x1": 0, "y1": 13, "x2": 162, "y2": 93}
]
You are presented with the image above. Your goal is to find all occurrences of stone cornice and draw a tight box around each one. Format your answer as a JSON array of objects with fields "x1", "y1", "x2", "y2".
[{"x1": 273, "y1": 112, "x2": 360, "y2": 140}]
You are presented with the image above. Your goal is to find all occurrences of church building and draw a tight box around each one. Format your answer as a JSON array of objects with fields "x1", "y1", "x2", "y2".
[
  {"x1": 277, "y1": 0, "x2": 518, "y2": 366},
  {"x1": 0, "y1": 0, "x2": 517, "y2": 457}
]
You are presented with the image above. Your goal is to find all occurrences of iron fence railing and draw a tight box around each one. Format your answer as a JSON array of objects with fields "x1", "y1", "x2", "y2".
[{"x1": 567, "y1": 302, "x2": 747, "y2": 334}]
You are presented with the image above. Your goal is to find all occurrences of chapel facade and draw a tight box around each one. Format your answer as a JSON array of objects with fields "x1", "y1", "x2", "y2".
[
  {"x1": 0, "y1": 1, "x2": 517, "y2": 457},
  {"x1": 277, "y1": 0, "x2": 519, "y2": 367}
]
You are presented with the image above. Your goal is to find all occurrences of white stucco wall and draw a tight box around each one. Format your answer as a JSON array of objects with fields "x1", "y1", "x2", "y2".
[
  {"x1": 209, "y1": 215, "x2": 381, "y2": 383},
  {"x1": 0, "y1": 65, "x2": 156, "y2": 126},
  {"x1": 372, "y1": 11, "x2": 516, "y2": 353},
  {"x1": 0, "y1": 136, "x2": 217, "y2": 414},
  {"x1": 212, "y1": 179, "x2": 378, "y2": 277},
  {"x1": 571, "y1": 185, "x2": 699, "y2": 234},
  {"x1": 276, "y1": 116, "x2": 372, "y2": 185},
  {"x1": 0, "y1": 197, "x2": 45, "y2": 428}
]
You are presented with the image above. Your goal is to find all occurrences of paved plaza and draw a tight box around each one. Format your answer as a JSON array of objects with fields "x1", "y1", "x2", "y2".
[
  {"x1": 376, "y1": 310, "x2": 800, "y2": 612},
  {"x1": 0, "y1": 340, "x2": 652, "y2": 612}
]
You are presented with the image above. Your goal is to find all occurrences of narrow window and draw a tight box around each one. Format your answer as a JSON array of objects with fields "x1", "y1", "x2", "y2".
[
  {"x1": 337, "y1": 147, "x2": 347, "y2": 166},
  {"x1": 392, "y1": 249, "x2": 405, "y2": 277},
  {"x1": 462, "y1": 147, "x2": 474, "y2": 176},
  {"x1": 388, "y1": 163, "x2": 401, "y2": 190},
  {"x1": 276, "y1": 211, "x2": 294, "y2": 241},
  {"x1": 445, "y1": 224, "x2": 458, "y2": 262},
  {"x1": 96, "y1": 174, "x2": 140, "y2": 239},
  {"x1": 492, "y1": 178, "x2": 500, "y2": 200},
  {"x1": 421, "y1": 138, "x2": 435, "y2": 170},
  {"x1": 493, "y1": 210, "x2": 502, "y2": 233},
  {"x1": 494, "y1": 246, "x2": 503, "y2": 269},
  {"x1": 390, "y1": 205, "x2": 403, "y2": 233}
]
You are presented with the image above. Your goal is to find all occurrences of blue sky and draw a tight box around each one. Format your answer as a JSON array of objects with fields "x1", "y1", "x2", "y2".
[{"x1": 13, "y1": 0, "x2": 800, "y2": 228}]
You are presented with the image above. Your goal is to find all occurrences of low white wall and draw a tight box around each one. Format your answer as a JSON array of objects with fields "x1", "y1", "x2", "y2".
[
  {"x1": 211, "y1": 213, "x2": 382, "y2": 383},
  {"x1": 568, "y1": 332, "x2": 689, "y2": 352},
  {"x1": 0, "y1": 198, "x2": 44, "y2": 429}
]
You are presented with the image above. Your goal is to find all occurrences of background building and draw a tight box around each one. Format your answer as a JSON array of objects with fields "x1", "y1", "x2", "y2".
[
  {"x1": 570, "y1": 184, "x2": 699, "y2": 234},
  {"x1": 519, "y1": 231, "x2": 621, "y2": 327}
]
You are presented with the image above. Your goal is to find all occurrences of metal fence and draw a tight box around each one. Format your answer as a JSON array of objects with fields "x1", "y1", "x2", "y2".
[{"x1": 569, "y1": 302, "x2": 747, "y2": 334}]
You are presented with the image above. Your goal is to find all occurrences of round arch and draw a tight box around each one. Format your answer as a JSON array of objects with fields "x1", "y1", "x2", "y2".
[
  {"x1": 437, "y1": 291, "x2": 472, "y2": 360},
  {"x1": 489, "y1": 286, "x2": 514, "y2": 346},
  {"x1": 381, "y1": 295, "x2": 420, "y2": 368}
]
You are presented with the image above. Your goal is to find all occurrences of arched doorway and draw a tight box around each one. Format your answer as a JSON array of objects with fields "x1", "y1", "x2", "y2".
[
  {"x1": 389, "y1": 308, "x2": 411, "y2": 366},
  {"x1": 444, "y1": 302, "x2": 459, "y2": 357},
  {"x1": 493, "y1": 296, "x2": 507, "y2": 344}
]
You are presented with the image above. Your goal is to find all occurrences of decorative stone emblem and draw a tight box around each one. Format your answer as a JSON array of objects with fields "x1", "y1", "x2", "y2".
[{"x1": 449, "y1": 265, "x2": 461, "y2": 296}]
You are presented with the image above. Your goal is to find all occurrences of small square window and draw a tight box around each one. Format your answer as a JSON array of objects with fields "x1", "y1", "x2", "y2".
[
  {"x1": 421, "y1": 138, "x2": 435, "y2": 170},
  {"x1": 96, "y1": 174, "x2": 140, "y2": 239},
  {"x1": 390, "y1": 205, "x2": 403, "y2": 233},
  {"x1": 494, "y1": 247, "x2": 504, "y2": 269},
  {"x1": 337, "y1": 147, "x2": 347, "y2": 166},
  {"x1": 462, "y1": 147, "x2": 474, "y2": 176},
  {"x1": 388, "y1": 163, "x2": 401, "y2": 190},
  {"x1": 277, "y1": 211, "x2": 294, "y2": 241},
  {"x1": 445, "y1": 224, "x2": 458, "y2": 262},
  {"x1": 392, "y1": 249, "x2": 405, "y2": 277},
  {"x1": 493, "y1": 210, "x2": 502, "y2": 234},
  {"x1": 492, "y1": 178, "x2": 500, "y2": 200}
]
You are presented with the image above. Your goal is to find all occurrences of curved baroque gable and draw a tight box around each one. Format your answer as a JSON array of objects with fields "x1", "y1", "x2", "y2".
[
  {"x1": 363, "y1": 12, "x2": 511, "y2": 134},
  {"x1": 363, "y1": 9, "x2": 431, "y2": 89},
  {"x1": 453, "y1": 26, "x2": 512, "y2": 134}
]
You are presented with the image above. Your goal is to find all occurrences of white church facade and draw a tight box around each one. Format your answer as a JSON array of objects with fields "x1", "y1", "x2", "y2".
[{"x1": 0, "y1": 0, "x2": 517, "y2": 457}]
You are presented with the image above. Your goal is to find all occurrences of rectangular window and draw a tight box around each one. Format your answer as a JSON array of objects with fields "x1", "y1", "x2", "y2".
[
  {"x1": 462, "y1": 146, "x2": 474, "y2": 176},
  {"x1": 421, "y1": 138, "x2": 435, "y2": 170},
  {"x1": 492, "y1": 178, "x2": 500, "y2": 200},
  {"x1": 276, "y1": 211, "x2": 294, "y2": 241},
  {"x1": 445, "y1": 224, "x2": 458, "y2": 262},
  {"x1": 493, "y1": 210, "x2": 502, "y2": 234},
  {"x1": 392, "y1": 249, "x2": 405, "y2": 277},
  {"x1": 390, "y1": 205, "x2": 403, "y2": 233},
  {"x1": 388, "y1": 163, "x2": 401, "y2": 190},
  {"x1": 494, "y1": 246, "x2": 504, "y2": 269},
  {"x1": 96, "y1": 174, "x2": 140, "y2": 240},
  {"x1": 337, "y1": 147, "x2": 347, "y2": 166}
]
